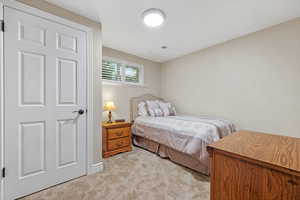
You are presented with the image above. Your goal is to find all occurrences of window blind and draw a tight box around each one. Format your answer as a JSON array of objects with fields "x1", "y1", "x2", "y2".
[
  {"x1": 102, "y1": 57, "x2": 143, "y2": 85},
  {"x1": 102, "y1": 60, "x2": 122, "y2": 81}
]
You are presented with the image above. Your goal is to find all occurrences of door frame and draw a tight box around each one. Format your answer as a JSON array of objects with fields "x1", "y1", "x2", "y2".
[
  {"x1": 0, "y1": 1, "x2": 102, "y2": 199},
  {"x1": 0, "y1": 2, "x2": 3, "y2": 200}
]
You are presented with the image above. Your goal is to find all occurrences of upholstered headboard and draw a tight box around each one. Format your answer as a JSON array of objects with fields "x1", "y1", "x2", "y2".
[{"x1": 130, "y1": 94, "x2": 163, "y2": 122}]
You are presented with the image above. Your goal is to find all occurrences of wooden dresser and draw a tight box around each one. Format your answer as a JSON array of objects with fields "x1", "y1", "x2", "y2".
[
  {"x1": 207, "y1": 131, "x2": 300, "y2": 200},
  {"x1": 102, "y1": 122, "x2": 132, "y2": 158}
]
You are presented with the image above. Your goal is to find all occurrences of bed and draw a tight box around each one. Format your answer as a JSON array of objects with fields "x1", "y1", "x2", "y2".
[{"x1": 130, "y1": 94, "x2": 236, "y2": 175}]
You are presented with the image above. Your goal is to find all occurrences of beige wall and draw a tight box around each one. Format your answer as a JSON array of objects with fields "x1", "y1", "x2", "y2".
[
  {"x1": 161, "y1": 17, "x2": 300, "y2": 138},
  {"x1": 17, "y1": 0, "x2": 103, "y2": 163},
  {"x1": 102, "y1": 47, "x2": 161, "y2": 122}
]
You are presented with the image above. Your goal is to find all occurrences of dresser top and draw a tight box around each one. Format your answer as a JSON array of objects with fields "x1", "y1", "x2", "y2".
[
  {"x1": 102, "y1": 122, "x2": 131, "y2": 128},
  {"x1": 208, "y1": 130, "x2": 300, "y2": 174}
]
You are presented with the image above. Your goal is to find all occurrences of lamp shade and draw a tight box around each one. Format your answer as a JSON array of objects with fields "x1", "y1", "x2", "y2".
[{"x1": 104, "y1": 101, "x2": 116, "y2": 111}]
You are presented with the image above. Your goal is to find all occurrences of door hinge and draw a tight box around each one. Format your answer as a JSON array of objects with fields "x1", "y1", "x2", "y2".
[
  {"x1": 2, "y1": 168, "x2": 5, "y2": 178},
  {"x1": 1, "y1": 20, "x2": 4, "y2": 32}
]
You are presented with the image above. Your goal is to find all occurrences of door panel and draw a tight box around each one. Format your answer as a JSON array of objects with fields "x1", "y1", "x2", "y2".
[
  {"x1": 20, "y1": 121, "x2": 45, "y2": 178},
  {"x1": 57, "y1": 33, "x2": 77, "y2": 52},
  {"x1": 19, "y1": 22, "x2": 46, "y2": 46},
  {"x1": 4, "y1": 7, "x2": 87, "y2": 199},
  {"x1": 20, "y1": 51, "x2": 45, "y2": 105},
  {"x1": 57, "y1": 58, "x2": 77, "y2": 105},
  {"x1": 57, "y1": 119, "x2": 78, "y2": 168}
]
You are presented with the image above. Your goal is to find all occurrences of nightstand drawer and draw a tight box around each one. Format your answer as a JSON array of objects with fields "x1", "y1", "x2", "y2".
[
  {"x1": 108, "y1": 137, "x2": 130, "y2": 151},
  {"x1": 108, "y1": 127, "x2": 130, "y2": 139}
]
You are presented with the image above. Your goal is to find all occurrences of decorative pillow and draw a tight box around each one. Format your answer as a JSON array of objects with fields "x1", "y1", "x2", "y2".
[
  {"x1": 138, "y1": 101, "x2": 148, "y2": 117},
  {"x1": 157, "y1": 100, "x2": 177, "y2": 116},
  {"x1": 157, "y1": 101, "x2": 170, "y2": 116},
  {"x1": 153, "y1": 108, "x2": 163, "y2": 116},
  {"x1": 169, "y1": 105, "x2": 177, "y2": 116},
  {"x1": 146, "y1": 100, "x2": 163, "y2": 117}
]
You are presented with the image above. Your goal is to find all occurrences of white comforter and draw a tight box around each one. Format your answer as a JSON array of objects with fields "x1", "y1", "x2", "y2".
[{"x1": 133, "y1": 115, "x2": 236, "y2": 162}]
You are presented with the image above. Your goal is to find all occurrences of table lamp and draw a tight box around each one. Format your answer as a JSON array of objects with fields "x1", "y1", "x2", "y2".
[{"x1": 104, "y1": 101, "x2": 116, "y2": 123}]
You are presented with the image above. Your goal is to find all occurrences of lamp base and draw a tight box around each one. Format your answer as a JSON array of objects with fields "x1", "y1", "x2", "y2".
[{"x1": 107, "y1": 110, "x2": 113, "y2": 123}]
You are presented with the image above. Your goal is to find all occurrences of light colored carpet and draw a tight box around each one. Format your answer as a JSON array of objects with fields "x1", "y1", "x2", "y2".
[{"x1": 21, "y1": 147, "x2": 210, "y2": 200}]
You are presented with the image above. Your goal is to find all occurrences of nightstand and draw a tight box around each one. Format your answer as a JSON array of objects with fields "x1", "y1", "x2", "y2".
[{"x1": 102, "y1": 122, "x2": 132, "y2": 158}]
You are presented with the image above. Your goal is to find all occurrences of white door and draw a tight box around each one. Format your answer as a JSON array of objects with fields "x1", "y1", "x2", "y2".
[{"x1": 4, "y1": 7, "x2": 87, "y2": 199}]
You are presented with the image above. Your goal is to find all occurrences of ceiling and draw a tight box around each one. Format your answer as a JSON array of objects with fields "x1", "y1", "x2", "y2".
[{"x1": 45, "y1": 0, "x2": 300, "y2": 62}]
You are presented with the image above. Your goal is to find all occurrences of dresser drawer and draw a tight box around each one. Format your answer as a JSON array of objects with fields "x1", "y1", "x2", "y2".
[
  {"x1": 108, "y1": 137, "x2": 130, "y2": 151},
  {"x1": 107, "y1": 127, "x2": 130, "y2": 139}
]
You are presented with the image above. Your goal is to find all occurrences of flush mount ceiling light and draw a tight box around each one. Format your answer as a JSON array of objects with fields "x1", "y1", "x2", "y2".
[{"x1": 142, "y1": 8, "x2": 166, "y2": 28}]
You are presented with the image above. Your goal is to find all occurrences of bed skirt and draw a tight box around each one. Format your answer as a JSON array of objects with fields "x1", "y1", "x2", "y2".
[{"x1": 132, "y1": 135, "x2": 210, "y2": 176}]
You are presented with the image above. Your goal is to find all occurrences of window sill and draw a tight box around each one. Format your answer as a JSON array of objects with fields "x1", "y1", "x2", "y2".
[{"x1": 102, "y1": 80, "x2": 146, "y2": 88}]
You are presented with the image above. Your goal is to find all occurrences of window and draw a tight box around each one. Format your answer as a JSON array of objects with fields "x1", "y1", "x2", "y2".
[
  {"x1": 102, "y1": 57, "x2": 144, "y2": 85},
  {"x1": 125, "y1": 65, "x2": 140, "y2": 83},
  {"x1": 102, "y1": 60, "x2": 122, "y2": 81}
]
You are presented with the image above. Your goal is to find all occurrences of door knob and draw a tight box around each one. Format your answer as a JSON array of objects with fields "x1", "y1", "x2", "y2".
[{"x1": 73, "y1": 109, "x2": 85, "y2": 115}]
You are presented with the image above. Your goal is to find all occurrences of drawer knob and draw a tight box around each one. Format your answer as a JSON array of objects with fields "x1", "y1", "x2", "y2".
[
  {"x1": 116, "y1": 142, "x2": 123, "y2": 147},
  {"x1": 288, "y1": 180, "x2": 298, "y2": 186},
  {"x1": 116, "y1": 132, "x2": 123, "y2": 136}
]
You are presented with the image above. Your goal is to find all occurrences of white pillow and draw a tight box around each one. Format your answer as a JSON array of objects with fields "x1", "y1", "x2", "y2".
[
  {"x1": 138, "y1": 101, "x2": 148, "y2": 116},
  {"x1": 146, "y1": 100, "x2": 163, "y2": 117},
  {"x1": 169, "y1": 105, "x2": 177, "y2": 116},
  {"x1": 157, "y1": 100, "x2": 177, "y2": 116},
  {"x1": 153, "y1": 108, "x2": 163, "y2": 116},
  {"x1": 157, "y1": 101, "x2": 170, "y2": 116}
]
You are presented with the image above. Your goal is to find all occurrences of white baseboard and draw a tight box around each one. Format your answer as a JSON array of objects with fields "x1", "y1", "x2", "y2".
[
  {"x1": 88, "y1": 161, "x2": 104, "y2": 175},
  {"x1": 0, "y1": 180, "x2": 3, "y2": 200}
]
